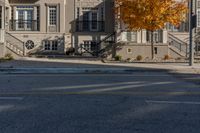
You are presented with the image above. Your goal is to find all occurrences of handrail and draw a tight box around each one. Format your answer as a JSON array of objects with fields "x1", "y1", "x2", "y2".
[
  {"x1": 168, "y1": 33, "x2": 189, "y2": 57},
  {"x1": 5, "y1": 31, "x2": 24, "y2": 43},
  {"x1": 9, "y1": 19, "x2": 39, "y2": 31},
  {"x1": 5, "y1": 32, "x2": 25, "y2": 56},
  {"x1": 168, "y1": 33, "x2": 188, "y2": 45},
  {"x1": 78, "y1": 32, "x2": 115, "y2": 57},
  {"x1": 79, "y1": 45, "x2": 97, "y2": 56},
  {"x1": 97, "y1": 32, "x2": 115, "y2": 45},
  {"x1": 6, "y1": 44, "x2": 23, "y2": 57}
]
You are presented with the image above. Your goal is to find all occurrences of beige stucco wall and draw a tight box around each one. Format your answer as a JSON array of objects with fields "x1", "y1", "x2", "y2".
[
  {"x1": 71, "y1": 0, "x2": 115, "y2": 48},
  {"x1": 0, "y1": 43, "x2": 5, "y2": 57},
  {"x1": 9, "y1": 32, "x2": 66, "y2": 54},
  {"x1": 65, "y1": 0, "x2": 74, "y2": 33},
  {"x1": 116, "y1": 44, "x2": 169, "y2": 60}
]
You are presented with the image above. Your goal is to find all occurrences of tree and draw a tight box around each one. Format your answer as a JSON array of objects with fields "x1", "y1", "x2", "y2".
[{"x1": 115, "y1": 0, "x2": 188, "y2": 59}]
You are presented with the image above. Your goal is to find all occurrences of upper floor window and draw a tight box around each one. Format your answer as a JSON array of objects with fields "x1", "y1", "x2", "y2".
[
  {"x1": 0, "y1": 6, "x2": 2, "y2": 29},
  {"x1": 197, "y1": 9, "x2": 200, "y2": 27},
  {"x1": 49, "y1": 6, "x2": 57, "y2": 26},
  {"x1": 76, "y1": 6, "x2": 105, "y2": 32},
  {"x1": 198, "y1": 0, "x2": 200, "y2": 8}
]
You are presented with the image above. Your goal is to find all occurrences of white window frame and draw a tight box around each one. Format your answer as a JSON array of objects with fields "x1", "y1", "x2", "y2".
[
  {"x1": 81, "y1": 8, "x2": 99, "y2": 31},
  {"x1": 16, "y1": 6, "x2": 34, "y2": 30},
  {"x1": 197, "y1": 9, "x2": 200, "y2": 27},
  {"x1": 44, "y1": 40, "x2": 58, "y2": 51},
  {"x1": 90, "y1": 11, "x2": 98, "y2": 31},
  {"x1": 48, "y1": 6, "x2": 57, "y2": 26}
]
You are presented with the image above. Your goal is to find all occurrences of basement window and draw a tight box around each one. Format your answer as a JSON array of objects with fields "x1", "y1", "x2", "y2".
[{"x1": 44, "y1": 40, "x2": 58, "y2": 51}]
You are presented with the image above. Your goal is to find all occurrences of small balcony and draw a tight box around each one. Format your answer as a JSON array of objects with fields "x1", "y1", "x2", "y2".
[
  {"x1": 9, "y1": 20, "x2": 39, "y2": 31},
  {"x1": 76, "y1": 21, "x2": 105, "y2": 32}
]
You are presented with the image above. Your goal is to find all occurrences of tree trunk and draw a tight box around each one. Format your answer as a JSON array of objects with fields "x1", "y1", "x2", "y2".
[{"x1": 151, "y1": 31, "x2": 154, "y2": 59}]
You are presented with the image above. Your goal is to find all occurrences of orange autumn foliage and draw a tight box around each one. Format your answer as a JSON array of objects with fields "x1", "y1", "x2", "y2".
[{"x1": 115, "y1": 0, "x2": 188, "y2": 31}]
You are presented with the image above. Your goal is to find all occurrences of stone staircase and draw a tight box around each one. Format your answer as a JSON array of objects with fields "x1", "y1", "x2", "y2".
[
  {"x1": 5, "y1": 32, "x2": 25, "y2": 57},
  {"x1": 168, "y1": 32, "x2": 189, "y2": 58}
]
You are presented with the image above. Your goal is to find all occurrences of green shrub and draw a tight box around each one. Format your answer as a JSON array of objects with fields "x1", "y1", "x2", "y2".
[
  {"x1": 114, "y1": 55, "x2": 122, "y2": 61},
  {"x1": 136, "y1": 55, "x2": 143, "y2": 61}
]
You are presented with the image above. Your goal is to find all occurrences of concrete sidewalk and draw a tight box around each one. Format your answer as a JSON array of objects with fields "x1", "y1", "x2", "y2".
[{"x1": 0, "y1": 57, "x2": 199, "y2": 74}]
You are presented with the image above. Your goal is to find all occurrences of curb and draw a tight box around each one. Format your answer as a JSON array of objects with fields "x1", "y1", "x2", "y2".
[{"x1": 0, "y1": 67, "x2": 167, "y2": 74}]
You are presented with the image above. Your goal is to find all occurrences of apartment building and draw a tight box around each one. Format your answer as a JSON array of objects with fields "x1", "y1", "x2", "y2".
[
  {"x1": 0, "y1": 0, "x2": 190, "y2": 59},
  {"x1": 0, "y1": 0, "x2": 115, "y2": 58}
]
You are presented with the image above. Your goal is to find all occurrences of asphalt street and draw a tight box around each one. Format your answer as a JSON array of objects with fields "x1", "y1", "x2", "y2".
[{"x1": 0, "y1": 72, "x2": 200, "y2": 133}]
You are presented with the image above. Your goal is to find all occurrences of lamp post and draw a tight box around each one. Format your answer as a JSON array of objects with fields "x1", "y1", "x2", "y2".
[{"x1": 189, "y1": 0, "x2": 194, "y2": 66}]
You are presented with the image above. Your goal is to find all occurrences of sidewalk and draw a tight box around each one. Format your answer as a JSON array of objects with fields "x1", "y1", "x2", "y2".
[{"x1": 0, "y1": 57, "x2": 199, "y2": 74}]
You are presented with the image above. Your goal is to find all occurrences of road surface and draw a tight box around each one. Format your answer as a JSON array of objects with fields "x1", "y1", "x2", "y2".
[{"x1": 0, "y1": 71, "x2": 200, "y2": 133}]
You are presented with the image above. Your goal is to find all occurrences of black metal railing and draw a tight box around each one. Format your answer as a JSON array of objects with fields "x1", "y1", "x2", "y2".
[
  {"x1": 9, "y1": 20, "x2": 39, "y2": 31},
  {"x1": 168, "y1": 33, "x2": 189, "y2": 57},
  {"x1": 76, "y1": 21, "x2": 105, "y2": 32}
]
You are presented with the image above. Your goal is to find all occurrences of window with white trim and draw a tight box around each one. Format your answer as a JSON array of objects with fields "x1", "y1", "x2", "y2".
[
  {"x1": 198, "y1": 0, "x2": 200, "y2": 8},
  {"x1": 44, "y1": 40, "x2": 58, "y2": 51},
  {"x1": 197, "y1": 9, "x2": 200, "y2": 27},
  {"x1": 44, "y1": 41, "x2": 51, "y2": 50},
  {"x1": 49, "y1": 6, "x2": 57, "y2": 26},
  {"x1": 0, "y1": 6, "x2": 2, "y2": 29},
  {"x1": 52, "y1": 40, "x2": 58, "y2": 50}
]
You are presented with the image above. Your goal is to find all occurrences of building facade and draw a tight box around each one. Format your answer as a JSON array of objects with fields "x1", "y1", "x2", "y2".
[{"x1": 0, "y1": 0, "x2": 190, "y2": 59}]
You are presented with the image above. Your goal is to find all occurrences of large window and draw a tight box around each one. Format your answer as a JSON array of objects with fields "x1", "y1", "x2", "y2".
[
  {"x1": 49, "y1": 6, "x2": 57, "y2": 26},
  {"x1": 76, "y1": 7, "x2": 105, "y2": 32},
  {"x1": 10, "y1": 5, "x2": 39, "y2": 31},
  {"x1": 82, "y1": 11, "x2": 99, "y2": 31}
]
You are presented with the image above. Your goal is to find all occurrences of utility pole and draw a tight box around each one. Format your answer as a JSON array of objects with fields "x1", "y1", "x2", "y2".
[{"x1": 189, "y1": 0, "x2": 194, "y2": 66}]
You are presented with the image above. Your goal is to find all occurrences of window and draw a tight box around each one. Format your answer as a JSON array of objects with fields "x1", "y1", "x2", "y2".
[
  {"x1": 44, "y1": 41, "x2": 51, "y2": 50},
  {"x1": 37, "y1": 6, "x2": 40, "y2": 31},
  {"x1": 197, "y1": 9, "x2": 200, "y2": 27},
  {"x1": 101, "y1": 7, "x2": 104, "y2": 21},
  {"x1": 127, "y1": 32, "x2": 137, "y2": 42},
  {"x1": 52, "y1": 40, "x2": 58, "y2": 50},
  {"x1": 154, "y1": 47, "x2": 158, "y2": 54},
  {"x1": 82, "y1": 41, "x2": 98, "y2": 52},
  {"x1": 82, "y1": 12, "x2": 89, "y2": 30},
  {"x1": 198, "y1": 0, "x2": 200, "y2": 8},
  {"x1": 76, "y1": 7, "x2": 80, "y2": 19},
  {"x1": 127, "y1": 48, "x2": 132, "y2": 54},
  {"x1": 0, "y1": 6, "x2": 2, "y2": 29},
  {"x1": 91, "y1": 12, "x2": 98, "y2": 30},
  {"x1": 83, "y1": 41, "x2": 90, "y2": 51},
  {"x1": 146, "y1": 31, "x2": 161, "y2": 43},
  {"x1": 15, "y1": 6, "x2": 34, "y2": 31},
  {"x1": 49, "y1": 6, "x2": 57, "y2": 26},
  {"x1": 44, "y1": 40, "x2": 58, "y2": 51}
]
